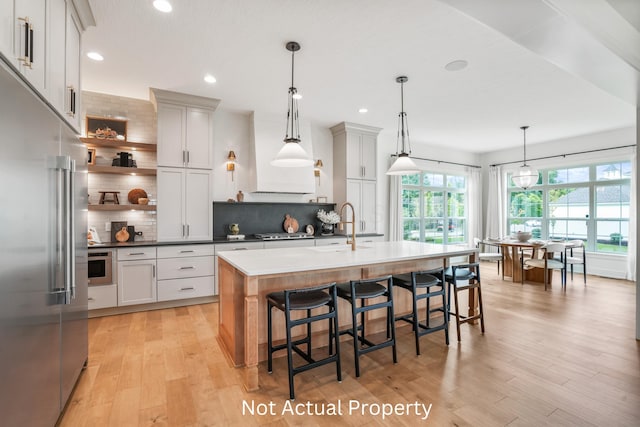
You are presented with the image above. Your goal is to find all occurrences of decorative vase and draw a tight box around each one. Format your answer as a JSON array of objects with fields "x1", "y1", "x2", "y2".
[
  {"x1": 229, "y1": 223, "x2": 240, "y2": 235},
  {"x1": 236, "y1": 190, "x2": 244, "y2": 202},
  {"x1": 321, "y1": 222, "x2": 334, "y2": 235}
]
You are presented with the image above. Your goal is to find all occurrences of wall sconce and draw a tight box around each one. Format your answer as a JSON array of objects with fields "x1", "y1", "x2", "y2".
[
  {"x1": 314, "y1": 159, "x2": 323, "y2": 184},
  {"x1": 227, "y1": 150, "x2": 236, "y2": 181}
]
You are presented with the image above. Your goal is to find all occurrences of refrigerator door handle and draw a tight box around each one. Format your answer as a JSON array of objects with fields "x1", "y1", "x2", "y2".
[
  {"x1": 55, "y1": 155, "x2": 74, "y2": 304},
  {"x1": 68, "y1": 159, "x2": 76, "y2": 302}
]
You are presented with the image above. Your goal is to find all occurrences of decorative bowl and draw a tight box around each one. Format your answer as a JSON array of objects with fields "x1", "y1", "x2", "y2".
[{"x1": 515, "y1": 232, "x2": 532, "y2": 242}]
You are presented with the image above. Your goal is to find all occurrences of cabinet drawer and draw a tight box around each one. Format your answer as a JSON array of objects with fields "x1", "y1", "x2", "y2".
[
  {"x1": 117, "y1": 247, "x2": 156, "y2": 261},
  {"x1": 215, "y1": 241, "x2": 264, "y2": 253},
  {"x1": 315, "y1": 238, "x2": 347, "y2": 247},
  {"x1": 359, "y1": 236, "x2": 385, "y2": 243},
  {"x1": 157, "y1": 276, "x2": 214, "y2": 302},
  {"x1": 88, "y1": 285, "x2": 118, "y2": 310},
  {"x1": 157, "y1": 256, "x2": 215, "y2": 280},
  {"x1": 157, "y1": 244, "x2": 215, "y2": 259},
  {"x1": 264, "y1": 240, "x2": 315, "y2": 249}
]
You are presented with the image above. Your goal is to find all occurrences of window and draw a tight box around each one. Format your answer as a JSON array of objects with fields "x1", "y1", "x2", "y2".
[
  {"x1": 507, "y1": 161, "x2": 631, "y2": 253},
  {"x1": 402, "y1": 172, "x2": 467, "y2": 244}
]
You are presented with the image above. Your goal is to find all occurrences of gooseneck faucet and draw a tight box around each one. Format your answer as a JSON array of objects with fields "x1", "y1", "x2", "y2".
[{"x1": 338, "y1": 202, "x2": 357, "y2": 251}]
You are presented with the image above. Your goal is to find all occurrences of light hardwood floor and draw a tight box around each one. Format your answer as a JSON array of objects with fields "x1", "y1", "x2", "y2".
[{"x1": 61, "y1": 264, "x2": 639, "y2": 426}]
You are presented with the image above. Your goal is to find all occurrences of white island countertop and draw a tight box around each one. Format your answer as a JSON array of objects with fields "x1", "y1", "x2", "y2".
[{"x1": 216, "y1": 240, "x2": 477, "y2": 276}]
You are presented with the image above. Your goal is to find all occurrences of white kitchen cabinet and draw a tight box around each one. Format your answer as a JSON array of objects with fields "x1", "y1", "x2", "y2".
[
  {"x1": 315, "y1": 237, "x2": 347, "y2": 246},
  {"x1": 117, "y1": 247, "x2": 157, "y2": 306},
  {"x1": 346, "y1": 179, "x2": 377, "y2": 235},
  {"x1": 263, "y1": 239, "x2": 315, "y2": 249},
  {"x1": 345, "y1": 131, "x2": 377, "y2": 180},
  {"x1": 331, "y1": 122, "x2": 381, "y2": 235},
  {"x1": 63, "y1": 4, "x2": 81, "y2": 129},
  {"x1": 48, "y1": 0, "x2": 81, "y2": 131},
  {"x1": 7, "y1": 0, "x2": 46, "y2": 92},
  {"x1": 1, "y1": 1, "x2": 91, "y2": 123},
  {"x1": 157, "y1": 276, "x2": 215, "y2": 302},
  {"x1": 151, "y1": 88, "x2": 220, "y2": 169},
  {"x1": 88, "y1": 284, "x2": 117, "y2": 310},
  {"x1": 156, "y1": 244, "x2": 215, "y2": 301},
  {"x1": 358, "y1": 235, "x2": 385, "y2": 244},
  {"x1": 157, "y1": 167, "x2": 213, "y2": 241}
]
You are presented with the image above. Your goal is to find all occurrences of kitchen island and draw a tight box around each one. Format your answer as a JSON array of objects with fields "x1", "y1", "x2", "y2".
[{"x1": 217, "y1": 240, "x2": 478, "y2": 391}]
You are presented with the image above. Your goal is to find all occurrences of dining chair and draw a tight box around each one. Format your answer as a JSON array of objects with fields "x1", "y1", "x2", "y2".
[
  {"x1": 565, "y1": 240, "x2": 587, "y2": 284},
  {"x1": 473, "y1": 238, "x2": 503, "y2": 278},
  {"x1": 522, "y1": 243, "x2": 566, "y2": 290}
]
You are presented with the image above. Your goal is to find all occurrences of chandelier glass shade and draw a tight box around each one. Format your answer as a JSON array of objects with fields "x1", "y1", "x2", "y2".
[
  {"x1": 511, "y1": 126, "x2": 538, "y2": 189},
  {"x1": 386, "y1": 76, "x2": 420, "y2": 175},
  {"x1": 271, "y1": 41, "x2": 313, "y2": 167}
]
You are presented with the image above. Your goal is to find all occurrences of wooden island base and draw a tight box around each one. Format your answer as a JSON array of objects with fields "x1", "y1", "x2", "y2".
[{"x1": 216, "y1": 242, "x2": 478, "y2": 391}]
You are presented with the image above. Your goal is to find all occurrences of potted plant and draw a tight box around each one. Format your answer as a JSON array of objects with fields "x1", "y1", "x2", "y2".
[{"x1": 317, "y1": 209, "x2": 341, "y2": 235}]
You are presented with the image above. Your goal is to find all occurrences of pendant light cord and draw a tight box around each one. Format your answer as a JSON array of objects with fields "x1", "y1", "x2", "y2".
[
  {"x1": 521, "y1": 125, "x2": 529, "y2": 166},
  {"x1": 397, "y1": 76, "x2": 410, "y2": 155}
]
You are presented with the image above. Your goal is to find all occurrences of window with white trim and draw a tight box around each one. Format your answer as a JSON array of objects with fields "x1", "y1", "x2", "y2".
[
  {"x1": 507, "y1": 160, "x2": 631, "y2": 253},
  {"x1": 402, "y1": 172, "x2": 468, "y2": 244}
]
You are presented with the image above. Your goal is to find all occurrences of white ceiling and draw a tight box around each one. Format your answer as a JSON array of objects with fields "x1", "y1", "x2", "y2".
[{"x1": 81, "y1": 0, "x2": 638, "y2": 153}]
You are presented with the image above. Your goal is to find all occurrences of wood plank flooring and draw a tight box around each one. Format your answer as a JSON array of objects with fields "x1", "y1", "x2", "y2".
[{"x1": 60, "y1": 264, "x2": 640, "y2": 426}]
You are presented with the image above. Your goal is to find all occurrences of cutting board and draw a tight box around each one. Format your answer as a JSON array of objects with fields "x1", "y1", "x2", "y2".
[{"x1": 283, "y1": 214, "x2": 299, "y2": 233}]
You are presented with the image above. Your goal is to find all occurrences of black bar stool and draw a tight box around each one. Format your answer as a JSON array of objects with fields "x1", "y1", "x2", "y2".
[
  {"x1": 267, "y1": 282, "x2": 341, "y2": 400},
  {"x1": 445, "y1": 263, "x2": 485, "y2": 341},
  {"x1": 392, "y1": 267, "x2": 449, "y2": 355},
  {"x1": 333, "y1": 276, "x2": 397, "y2": 378}
]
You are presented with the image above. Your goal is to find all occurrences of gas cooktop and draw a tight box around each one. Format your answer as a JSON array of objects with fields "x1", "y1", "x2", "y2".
[{"x1": 254, "y1": 232, "x2": 314, "y2": 240}]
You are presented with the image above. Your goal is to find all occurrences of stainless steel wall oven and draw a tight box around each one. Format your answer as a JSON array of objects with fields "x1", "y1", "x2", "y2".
[{"x1": 88, "y1": 249, "x2": 114, "y2": 285}]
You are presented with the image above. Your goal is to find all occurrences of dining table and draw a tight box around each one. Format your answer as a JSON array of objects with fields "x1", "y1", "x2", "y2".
[{"x1": 486, "y1": 239, "x2": 552, "y2": 284}]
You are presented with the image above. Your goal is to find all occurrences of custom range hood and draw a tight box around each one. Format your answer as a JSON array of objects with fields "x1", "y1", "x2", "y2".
[{"x1": 248, "y1": 111, "x2": 315, "y2": 194}]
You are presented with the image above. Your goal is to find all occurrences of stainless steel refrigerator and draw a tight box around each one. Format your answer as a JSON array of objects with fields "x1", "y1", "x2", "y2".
[{"x1": 0, "y1": 56, "x2": 88, "y2": 425}]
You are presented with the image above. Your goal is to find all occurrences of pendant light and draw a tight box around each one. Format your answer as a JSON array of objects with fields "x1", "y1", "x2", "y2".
[
  {"x1": 386, "y1": 76, "x2": 420, "y2": 175},
  {"x1": 271, "y1": 41, "x2": 313, "y2": 167},
  {"x1": 511, "y1": 126, "x2": 538, "y2": 189}
]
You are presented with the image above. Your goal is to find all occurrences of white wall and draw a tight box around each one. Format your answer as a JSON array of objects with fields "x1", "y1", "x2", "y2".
[{"x1": 211, "y1": 109, "x2": 333, "y2": 203}]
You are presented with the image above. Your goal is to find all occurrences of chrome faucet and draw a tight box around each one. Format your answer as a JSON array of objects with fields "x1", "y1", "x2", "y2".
[{"x1": 338, "y1": 202, "x2": 356, "y2": 251}]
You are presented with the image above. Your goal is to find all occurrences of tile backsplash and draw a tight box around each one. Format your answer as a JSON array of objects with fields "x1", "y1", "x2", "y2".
[{"x1": 83, "y1": 91, "x2": 158, "y2": 241}]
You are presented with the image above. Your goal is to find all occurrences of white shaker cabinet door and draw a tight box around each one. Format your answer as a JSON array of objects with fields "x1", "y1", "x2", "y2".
[
  {"x1": 64, "y1": 8, "x2": 81, "y2": 130},
  {"x1": 157, "y1": 103, "x2": 186, "y2": 167},
  {"x1": 360, "y1": 180, "x2": 377, "y2": 233},
  {"x1": 360, "y1": 133, "x2": 377, "y2": 180},
  {"x1": 185, "y1": 169, "x2": 212, "y2": 240},
  {"x1": 157, "y1": 167, "x2": 186, "y2": 241},
  {"x1": 13, "y1": 0, "x2": 46, "y2": 93},
  {"x1": 185, "y1": 107, "x2": 213, "y2": 169},
  {"x1": 346, "y1": 133, "x2": 362, "y2": 179},
  {"x1": 118, "y1": 260, "x2": 157, "y2": 306},
  {"x1": 47, "y1": 0, "x2": 66, "y2": 115}
]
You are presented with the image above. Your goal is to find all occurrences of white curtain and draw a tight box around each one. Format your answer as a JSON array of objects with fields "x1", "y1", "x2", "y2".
[
  {"x1": 626, "y1": 151, "x2": 636, "y2": 280},
  {"x1": 485, "y1": 166, "x2": 506, "y2": 239},
  {"x1": 388, "y1": 175, "x2": 403, "y2": 241},
  {"x1": 467, "y1": 167, "x2": 482, "y2": 241}
]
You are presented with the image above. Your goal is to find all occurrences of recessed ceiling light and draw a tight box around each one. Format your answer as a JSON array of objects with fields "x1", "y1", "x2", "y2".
[
  {"x1": 445, "y1": 60, "x2": 468, "y2": 71},
  {"x1": 153, "y1": 0, "x2": 172, "y2": 13},
  {"x1": 204, "y1": 74, "x2": 216, "y2": 83},
  {"x1": 87, "y1": 52, "x2": 103, "y2": 61},
  {"x1": 358, "y1": 108, "x2": 368, "y2": 113}
]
